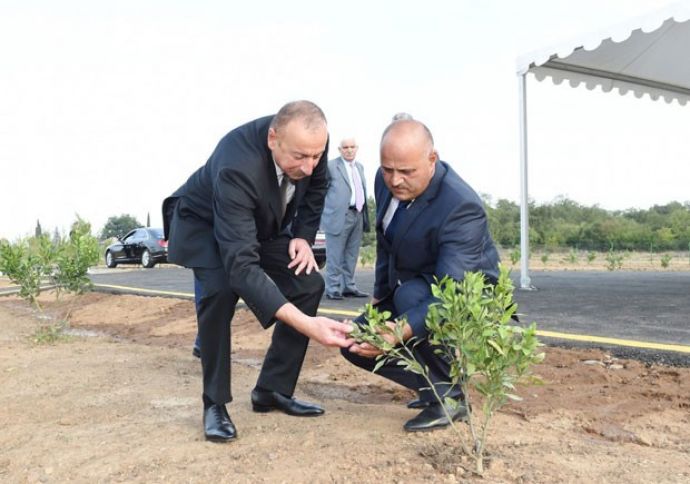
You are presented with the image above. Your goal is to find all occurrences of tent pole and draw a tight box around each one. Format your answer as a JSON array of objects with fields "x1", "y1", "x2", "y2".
[{"x1": 518, "y1": 73, "x2": 534, "y2": 290}]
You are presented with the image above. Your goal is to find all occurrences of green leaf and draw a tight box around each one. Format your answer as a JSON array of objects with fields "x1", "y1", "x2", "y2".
[
  {"x1": 372, "y1": 358, "x2": 387, "y2": 373},
  {"x1": 487, "y1": 339, "x2": 505, "y2": 356}
]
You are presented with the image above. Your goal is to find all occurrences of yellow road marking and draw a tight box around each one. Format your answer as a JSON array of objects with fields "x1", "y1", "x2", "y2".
[
  {"x1": 536, "y1": 329, "x2": 690, "y2": 354},
  {"x1": 317, "y1": 308, "x2": 360, "y2": 317},
  {"x1": 93, "y1": 283, "x2": 194, "y2": 299},
  {"x1": 32, "y1": 284, "x2": 690, "y2": 355},
  {"x1": 0, "y1": 284, "x2": 54, "y2": 294}
]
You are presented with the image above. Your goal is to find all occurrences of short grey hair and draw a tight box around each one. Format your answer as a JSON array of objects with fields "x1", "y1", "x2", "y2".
[
  {"x1": 270, "y1": 100, "x2": 327, "y2": 132},
  {"x1": 391, "y1": 112, "x2": 414, "y2": 121}
]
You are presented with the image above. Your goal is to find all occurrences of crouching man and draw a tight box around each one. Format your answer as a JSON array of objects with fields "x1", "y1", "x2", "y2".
[{"x1": 342, "y1": 119, "x2": 500, "y2": 432}]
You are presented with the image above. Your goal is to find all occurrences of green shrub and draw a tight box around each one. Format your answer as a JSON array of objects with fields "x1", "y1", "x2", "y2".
[
  {"x1": 566, "y1": 248, "x2": 578, "y2": 264},
  {"x1": 32, "y1": 320, "x2": 71, "y2": 345},
  {"x1": 660, "y1": 254, "x2": 672, "y2": 268},
  {"x1": 358, "y1": 245, "x2": 376, "y2": 266},
  {"x1": 351, "y1": 266, "x2": 543, "y2": 475},
  {"x1": 0, "y1": 216, "x2": 100, "y2": 308},
  {"x1": 605, "y1": 250, "x2": 623, "y2": 271},
  {"x1": 509, "y1": 248, "x2": 520, "y2": 266},
  {"x1": 0, "y1": 237, "x2": 54, "y2": 309},
  {"x1": 52, "y1": 217, "x2": 100, "y2": 295}
]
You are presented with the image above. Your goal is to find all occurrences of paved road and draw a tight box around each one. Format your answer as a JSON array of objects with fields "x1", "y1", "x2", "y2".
[{"x1": 88, "y1": 266, "x2": 690, "y2": 364}]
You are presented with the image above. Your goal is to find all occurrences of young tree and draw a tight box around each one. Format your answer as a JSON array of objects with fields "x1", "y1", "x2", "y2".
[
  {"x1": 0, "y1": 217, "x2": 100, "y2": 309},
  {"x1": 53, "y1": 217, "x2": 100, "y2": 295},
  {"x1": 352, "y1": 267, "x2": 543, "y2": 475}
]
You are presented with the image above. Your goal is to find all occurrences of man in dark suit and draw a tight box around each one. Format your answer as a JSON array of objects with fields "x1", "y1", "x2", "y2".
[
  {"x1": 321, "y1": 137, "x2": 370, "y2": 300},
  {"x1": 341, "y1": 119, "x2": 500, "y2": 432},
  {"x1": 163, "y1": 101, "x2": 353, "y2": 443}
]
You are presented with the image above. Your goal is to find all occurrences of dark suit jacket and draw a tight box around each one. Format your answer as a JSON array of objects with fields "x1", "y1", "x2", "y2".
[
  {"x1": 162, "y1": 115, "x2": 328, "y2": 328},
  {"x1": 373, "y1": 160, "x2": 499, "y2": 336}
]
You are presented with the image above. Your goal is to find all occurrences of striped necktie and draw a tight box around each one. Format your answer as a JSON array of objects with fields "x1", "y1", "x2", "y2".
[{"x1": 279, "y1": 176, "x2": 291, "y2": 218}]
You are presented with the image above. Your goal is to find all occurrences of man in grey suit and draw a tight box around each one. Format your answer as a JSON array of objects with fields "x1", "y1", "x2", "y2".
[{"x1": 321, "y1": 138, "x2": 371, "y2": 300}]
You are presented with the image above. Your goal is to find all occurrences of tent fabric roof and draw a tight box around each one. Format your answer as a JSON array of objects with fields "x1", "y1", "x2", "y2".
[{"x1": 516, "y1": 2, "x2": 690, "y2": 105}]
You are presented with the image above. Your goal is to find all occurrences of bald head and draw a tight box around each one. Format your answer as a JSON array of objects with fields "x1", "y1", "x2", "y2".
[
  {"x1": 379, "y1": 120, "x2": 437, "y2": 201},
  {"x1": 381, "y1": 120, "x2": 434, "y2": 153}
]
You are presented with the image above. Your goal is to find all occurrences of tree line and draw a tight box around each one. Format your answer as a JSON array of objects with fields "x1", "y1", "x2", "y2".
[
  {"x1": 9, "y1": 197, "x2": 688, "y2": 253},
  {"x1": 482, "y1": 196, "x2": 690, "y2": 251}
]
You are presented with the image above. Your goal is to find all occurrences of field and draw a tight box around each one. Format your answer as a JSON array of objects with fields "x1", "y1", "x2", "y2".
[
  {"x1": 504, "y1": 249, "x2": 690, "y2": 272},
  {"x1": 351, "y1": 247, "x2": 690, "y2": 272}
]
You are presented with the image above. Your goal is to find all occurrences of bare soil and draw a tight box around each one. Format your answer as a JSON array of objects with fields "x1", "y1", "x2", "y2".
[
  {"x1": 500, "y1": 249, "x2": 690, "y2": 272},
  {"x1": 0, "y1": 291, "x2": 689, "y2": 483}
]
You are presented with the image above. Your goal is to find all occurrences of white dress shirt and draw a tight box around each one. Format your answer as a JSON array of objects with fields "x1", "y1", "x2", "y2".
[{"x1": 274, "y1": 160, "x2": 295, "y2": 205}]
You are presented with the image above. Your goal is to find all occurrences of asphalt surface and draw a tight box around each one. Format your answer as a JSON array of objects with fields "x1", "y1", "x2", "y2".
[
  {"x1": 1, "y1": 266, "x2": 669, "y2": 363},
  {"x1": 83, "y1": 265, "x2": 690, "y2": 365}
]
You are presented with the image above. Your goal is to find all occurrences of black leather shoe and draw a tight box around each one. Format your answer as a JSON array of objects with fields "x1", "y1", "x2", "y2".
[
  {"x1": 343, "y1": 289, "x2": 369, "y2": 298},
  {"x1": 203, "y1": 404, "x2": 237, "y2": 442},
  {"x1": 406, "y1": 397, "x2": 431, "y2": 409},
  {"x1": 403, "y1": 403, "x2": 468, "y2": 432},
  {"x1": 251, "y1": 388, "x2": 325, "y2": 417},
  {"x1": 326, "y1": 292, "x2": 343, "y2": 300},
  {"x1": 192, "y1": 345, "x2": 201, "y2": 358}
]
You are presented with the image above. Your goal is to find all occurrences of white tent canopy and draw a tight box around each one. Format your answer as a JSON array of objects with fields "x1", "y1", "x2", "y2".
[{"x1": 515, "y1": 1, "x2": 690, "y2": 289}]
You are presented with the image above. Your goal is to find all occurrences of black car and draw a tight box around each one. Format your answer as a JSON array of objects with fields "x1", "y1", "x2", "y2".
[
  {"x1": 313, "y1": 230, "x2": 326, "y2": 269},
  {"x1": 105, "y1": 227, "x2": 168, "y2": 268}
]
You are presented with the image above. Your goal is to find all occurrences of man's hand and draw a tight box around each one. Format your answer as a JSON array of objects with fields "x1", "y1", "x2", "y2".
[
  {"x1": 348, "y1": 320, "x2": 413, "y2": 358},
  {"x1": 275, "y1": 303, "x2": 354, "y2": 348},
  {"x1": 287, "y1": 238, "x2": 318, "y2": 275},
  {"x1": 307, "y1": 317, "x2": 355, "y2": 348},
  {"x1": 348, "y1": 341, "x2": 384, "y2": 358}
]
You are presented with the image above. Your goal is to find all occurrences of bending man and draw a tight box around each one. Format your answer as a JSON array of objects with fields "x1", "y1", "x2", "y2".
[{"x1": 163, "y1": 100, "x2": 353, "y2": 442}]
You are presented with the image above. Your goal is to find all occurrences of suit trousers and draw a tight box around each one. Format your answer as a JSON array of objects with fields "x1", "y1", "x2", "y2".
[
  {"x1": 341, "y1": 277, "x2": 461, "y2": 403},
  {"x1": 324, "y1": 209, "x2": 363, "y2": 295},
  {"x1": 194, "y1": 235, "x2": 325, "y2": 405}
]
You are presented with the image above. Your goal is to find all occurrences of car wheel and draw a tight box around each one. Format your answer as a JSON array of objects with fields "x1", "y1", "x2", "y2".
[
  {"x1": 105, "y1": 251, "x2": 117, "y2": 268},
  {"x1": 141, "y1": 249, "x2": 155, "y2": 268}
]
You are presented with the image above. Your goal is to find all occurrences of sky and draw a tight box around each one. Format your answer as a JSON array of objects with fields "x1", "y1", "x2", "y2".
[{"x1": 1, "y1": 0, "x2": 689, "y2": 240}]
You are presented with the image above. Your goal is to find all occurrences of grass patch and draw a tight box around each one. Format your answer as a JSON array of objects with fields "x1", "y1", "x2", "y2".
[{"x1": 31, "y1": 320, "x2": 71, "y2": 345}]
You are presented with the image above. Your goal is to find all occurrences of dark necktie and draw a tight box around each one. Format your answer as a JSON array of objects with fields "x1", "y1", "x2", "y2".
[
  {"x1": 384, "y1": 200, "x2": 409, "y2": 242},
  {"x1": 279, "y1": 176, "x2": 291, "y2": 218}
]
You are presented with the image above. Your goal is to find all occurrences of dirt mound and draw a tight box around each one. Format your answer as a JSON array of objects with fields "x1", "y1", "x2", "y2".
[{"x1": 1, "y1": 292, "x2": 688, "y2": 483}]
